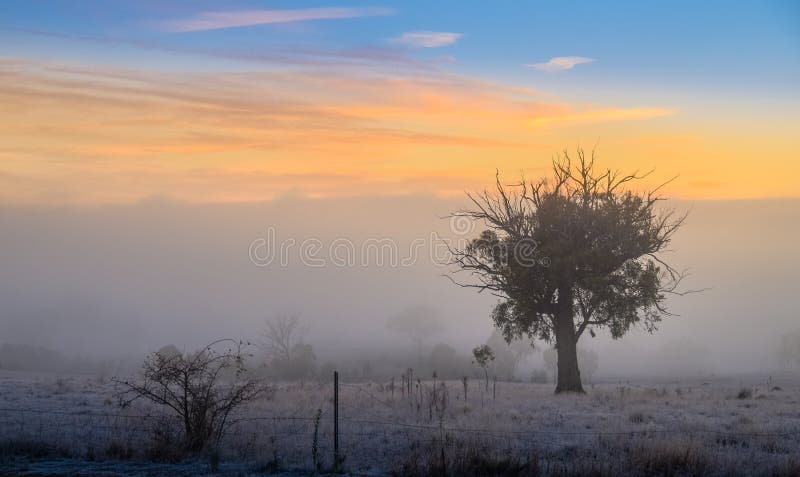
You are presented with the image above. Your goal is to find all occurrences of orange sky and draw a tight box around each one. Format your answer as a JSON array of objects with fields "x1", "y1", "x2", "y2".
[{"x1": 1, "y1": 56, "x2": 798, "y2": 204}]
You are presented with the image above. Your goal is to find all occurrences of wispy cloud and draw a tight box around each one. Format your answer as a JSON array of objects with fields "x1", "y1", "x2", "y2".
[
  {"x1": 6, "y1": 27, "x2": 437, "y2": 71},
  {"x1": 0, "y1": 57, "x2": 675, "y2": 204},
  {"x1": 390, "y1": 31, "x2": 462, "y2": 48},
  {"x1": 527, "y1": 56, "x2": 594, "y2": 72},
  {"x1": 160, "y1": 7, "x2": 395, "y2": 32}
]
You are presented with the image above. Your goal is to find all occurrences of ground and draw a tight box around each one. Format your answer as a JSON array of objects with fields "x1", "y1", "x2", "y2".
[{"x1": 1, "y1": 370, "x2": 799, "y2": 475}]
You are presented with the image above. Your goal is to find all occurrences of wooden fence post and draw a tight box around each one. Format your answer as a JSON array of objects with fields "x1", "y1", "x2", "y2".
[{"x1": 333, "y1": 370, "x2": 340, "y2": 471}]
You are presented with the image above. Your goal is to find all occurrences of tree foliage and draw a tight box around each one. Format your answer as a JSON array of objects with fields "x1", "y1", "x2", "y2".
[
  {"x1": 472, "y1": 344, "x2": 495, "y2": 390},
  {"x1": 450, "y1": 149, "x2": 688, "y2": 392}
]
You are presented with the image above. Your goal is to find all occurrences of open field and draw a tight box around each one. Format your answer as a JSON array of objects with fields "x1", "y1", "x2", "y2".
[{"x1": 2, "y1": 370, "x2": 800, "y2": 476}]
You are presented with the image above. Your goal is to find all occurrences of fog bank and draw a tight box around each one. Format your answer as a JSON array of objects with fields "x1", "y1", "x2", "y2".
[{"x1": 0, "y1": 196, "x2": 797, "y2": 377}]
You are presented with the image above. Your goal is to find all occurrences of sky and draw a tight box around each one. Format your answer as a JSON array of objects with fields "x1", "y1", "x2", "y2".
[
  {"x1": 1, "y1": 2, "x2": 799, "y2": 376},
  {"x1": 0, "y1": 0, "x2": 798, "y2": 204}
]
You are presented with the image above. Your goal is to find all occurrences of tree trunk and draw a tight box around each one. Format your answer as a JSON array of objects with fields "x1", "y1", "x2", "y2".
[{"x1": 554, "y1": 285, "x2": 584, "y2": 393}]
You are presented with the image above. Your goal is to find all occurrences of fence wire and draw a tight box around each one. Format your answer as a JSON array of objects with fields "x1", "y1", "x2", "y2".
[{"x1": 2, "y1": 380, "x2": 800, "y2": 473}]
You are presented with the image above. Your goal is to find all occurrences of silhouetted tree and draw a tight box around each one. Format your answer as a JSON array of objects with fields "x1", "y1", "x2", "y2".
[
  {"x1": 270, "y1": 343, "x2": 317, "y2": 380},
  {"x1": 156, "y1": 344, "x2": 182, "y2": 360},
  {"x1": 260, "y1": 315, "x2": 316, "y2": 380},
  {"x1": 450, "y1": 149, "x2": 688, "y2": 393},
  {"x1": 427, "y1": 342, "x2": 468, "y2": 378},
  {"x1": 260, "y1": 314, "x2": 304, "y2": 362},
  {"x1": 115, "y1": 340, "x2": 266, "y2": 452}
]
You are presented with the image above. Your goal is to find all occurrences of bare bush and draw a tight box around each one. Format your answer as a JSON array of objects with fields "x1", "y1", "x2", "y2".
[{"x1": 114, "y1": 339, "x2": 267, "y2": 452}]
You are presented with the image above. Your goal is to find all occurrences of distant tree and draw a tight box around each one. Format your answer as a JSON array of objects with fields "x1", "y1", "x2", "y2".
[
  {"x1": 472, "y1": 345, "x2": 495, "y2": 390},
  {"x1": 427, "y1": 342, "x2": 467, "y2": 378},
  {"x1": 387, "y1": 305, "x2": 444, "y2": 357},
  {"x1": 270, "y1": 343, "x2": 316, "y2": 380},
  {"x1": 156, "y1": 344, "x2": 182, "y2": 360},
  {"x1": 485, "y1": 329, "x2": 534, "y2": 380},
  {"x1": 259, "y1": 315, "x2": 317, "y2": 380},
  {"x1": 430, "y1": 342, "x2": 457, "y2": 364},
  {"x1": 0, "y1": 343, "x2": 68, "y2": 373},
  {"x1": 450, "y1": 149, "x2": 689, "y2": 393},
  {"x1": 260, "y1": 314, "x2": 304, "y2": 362},
  {"x1": 115, "y1": 340, "x2": 266, "y2": 452},
  {"x1": 318, "y1": 362, "x2": 337, "y2": 381}
]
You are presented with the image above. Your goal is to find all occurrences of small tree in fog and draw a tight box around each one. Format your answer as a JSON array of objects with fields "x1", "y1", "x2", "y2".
[
  {"x1": 115, "y1": 339, "x2": 266, "y2": 452},
  {"x1": 427, "y1": 342, "x2": 467, "y2": 378},
  {"x1": 450, "y1": 149, "x2": 689, "y2": 393},
  {"x1": 472, "y1": 345, "x2": 495, "y2": 390},
  {"x1": 260, "y1": 315, "x2": 316, "y2": 379},
  {"x1": 387, "y1": 305, "x2": 444, "y2": 357},
  {"x1": 156, "y1": 344, "x2": 181, "y2": 360},
  {"x1": 260, "y1": 314, "x2": 304, "y2": 362}
]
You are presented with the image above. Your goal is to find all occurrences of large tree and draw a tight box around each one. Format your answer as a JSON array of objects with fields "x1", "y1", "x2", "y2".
[{"x1": 449, "y1": 149, "x2": 688, "y2": 393}]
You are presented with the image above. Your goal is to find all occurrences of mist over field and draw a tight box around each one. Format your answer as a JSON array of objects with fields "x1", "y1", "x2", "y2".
[
  {"x1": 2, "y1": 196, "x2": 797, "y2": 377},
  {"x1": 2, "y1": 2, "x2": 799, "y2": 474}
]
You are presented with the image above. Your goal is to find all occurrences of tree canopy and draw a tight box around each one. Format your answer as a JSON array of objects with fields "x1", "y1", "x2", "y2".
[{"x1": 450, "y1": 148, "x2": 688, "y2": 392}]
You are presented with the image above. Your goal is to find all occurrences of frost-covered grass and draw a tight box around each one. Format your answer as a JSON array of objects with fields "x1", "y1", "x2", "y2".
[{"x1": 1, "y1": 370, "x2": 799, "y2": 475}]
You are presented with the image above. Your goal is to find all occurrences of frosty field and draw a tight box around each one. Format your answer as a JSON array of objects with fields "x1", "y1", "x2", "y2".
[{"x1": 1, "y1": 370, "x2": 800, "y2": 476}]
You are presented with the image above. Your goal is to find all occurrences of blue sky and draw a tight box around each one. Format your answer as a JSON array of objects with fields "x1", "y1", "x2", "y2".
[{"x1": 2, "y1": 0, "x2": 797, "y2": 97}]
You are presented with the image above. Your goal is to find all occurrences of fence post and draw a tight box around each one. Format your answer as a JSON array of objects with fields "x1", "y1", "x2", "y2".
[{"x1": 333, "y1": 370, "x2": 340, "y2": 472}]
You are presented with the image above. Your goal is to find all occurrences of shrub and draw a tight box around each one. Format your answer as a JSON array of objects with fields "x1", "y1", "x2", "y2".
[
  {"x1": 737, "y1": 388, "x2": 753, "y2": 399},
  {"x1": 115, "y1": 339, "x2": 267, "y2": 453}
]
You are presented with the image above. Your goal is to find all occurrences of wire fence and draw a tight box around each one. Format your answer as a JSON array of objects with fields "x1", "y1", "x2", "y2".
[{"x1": 2, "y1": 376, "x2": 800, "y2": 474}]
